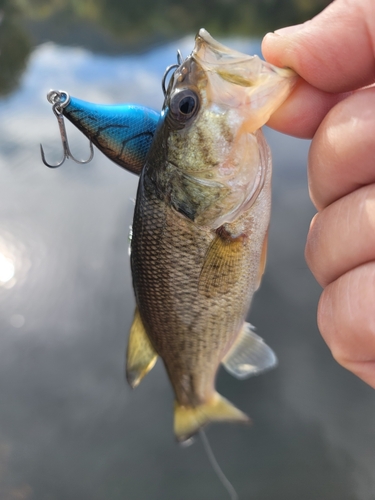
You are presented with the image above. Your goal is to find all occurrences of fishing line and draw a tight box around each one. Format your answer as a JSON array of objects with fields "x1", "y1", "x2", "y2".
[
  {"x1": 175, "y1": 378, "x2": 239, "y2": 499},
  {"x1": 199, "y1": 429, "x2": 239, "y2": 500}
]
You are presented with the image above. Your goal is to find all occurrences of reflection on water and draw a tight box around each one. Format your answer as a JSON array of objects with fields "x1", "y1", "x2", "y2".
[
  {"x1": 0, "y1": 232, "x2": 32, "y2": 296},
  {"x1": 0, "y1": 1, "x2": 31, "y2": 96},
  {"x1": 21, "y1": 0, "x2": 332, "y2": 54},
  {"x1": 1, "y1": 0, "x2": 332, "y2": 97},
  {"x1": 9, "y1": 313, "x2": 25, "y2": 328},
  {"x1": 0, "y1": 253, "x2": 14, "y2": 284},
  {"x1": 0, "y1": 31, "x2": 375, "y2": 500}
]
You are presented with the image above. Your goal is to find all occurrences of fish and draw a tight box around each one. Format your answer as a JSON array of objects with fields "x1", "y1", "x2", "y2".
[
  {"x1": 126, "y1": 29, "x2": 296, "y2": 441},
  {"x1": 47, "y1": 29, "x2": 296, "y2": 442}
]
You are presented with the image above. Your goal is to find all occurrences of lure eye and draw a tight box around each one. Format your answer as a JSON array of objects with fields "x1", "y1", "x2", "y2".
[{"x1": 170, "y1": 89, "x2": 199, "y2": 121}]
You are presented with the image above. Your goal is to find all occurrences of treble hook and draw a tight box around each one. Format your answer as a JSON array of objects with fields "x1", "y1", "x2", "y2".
[
  {"x1": 162, "y1": 50, "x2": 184, "y2": 96},
  {"x1": 40, "y1": 90, "x2": 94, "y2": 168}
]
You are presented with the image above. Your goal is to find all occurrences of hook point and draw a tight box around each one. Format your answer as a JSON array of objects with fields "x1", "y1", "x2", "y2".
[
  {"x1": 40, "y1": 89, "x2": 94, "y2": 168},
  {"x1": 40, "y1": 142, "x2": 65, "y2": 168}
]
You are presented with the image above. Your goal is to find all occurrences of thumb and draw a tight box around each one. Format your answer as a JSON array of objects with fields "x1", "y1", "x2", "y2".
[{"x1": 262, "y1": 0, "x2": 375, "y2": 93}]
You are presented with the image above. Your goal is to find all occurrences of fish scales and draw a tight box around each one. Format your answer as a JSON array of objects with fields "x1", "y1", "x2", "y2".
[
  {"x1": 126, "y1": 29, "x2": 296, "y2": 441},
  {"x1": 132, "y1": 136, "x2": 272, "y2": 408}
]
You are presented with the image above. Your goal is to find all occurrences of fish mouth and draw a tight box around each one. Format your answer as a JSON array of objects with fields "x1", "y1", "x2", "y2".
[
  {"x1": 165, "y1": 29, "x2": 297, "y2": 131},
  {"x1": 192, "y1": 27, "x2": 295, "y2": 78},
  {"x1": 189, "y1": 28, "x2": 297, "y2": 131},
  {"x1": 193, "y1": 28, "x2": 256, "y2": 66}
]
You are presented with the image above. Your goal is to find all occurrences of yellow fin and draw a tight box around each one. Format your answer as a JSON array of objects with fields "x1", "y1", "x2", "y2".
[
  {"x1": 126, "y1": 307, "x2": 157, "y2": 388},
  {"x1": 174, "y1": 392, "x2": 250, "y2": 442},
  {"x1": 198, "y1": 230, "x2": 246, "y2": 298},
  {"x1": 256, "y1": 231, "x2": 268, "y2": 290}
]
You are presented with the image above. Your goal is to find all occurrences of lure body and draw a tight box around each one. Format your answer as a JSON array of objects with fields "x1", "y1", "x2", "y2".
[{"x1": 63, "y1": 98, "x2": 159, "y2": 174}]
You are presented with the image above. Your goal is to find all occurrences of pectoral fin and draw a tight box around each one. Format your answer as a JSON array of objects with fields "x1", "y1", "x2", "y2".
[
  {"x1": 126, "y1": 308, "x2": 157, "y2": 388},
  {"x1": 222, "y1": 322, "x2": 277, "y2": 379},
  {"x1": 256, "y1": 231, "x2": 268, "y2": 290},
  {"x1": 198, "y1": 230, "x2": 246, "y2": 298}
]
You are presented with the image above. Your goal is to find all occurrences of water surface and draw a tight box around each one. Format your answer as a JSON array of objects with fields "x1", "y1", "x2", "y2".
[{"x1": 0, "y1": 34, "x2": 374, "y2": 500}]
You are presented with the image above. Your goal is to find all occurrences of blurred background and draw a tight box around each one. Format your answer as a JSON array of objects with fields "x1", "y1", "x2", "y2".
[{"x1": 1, "y1": 1, "x2": 375, "y2": 499}]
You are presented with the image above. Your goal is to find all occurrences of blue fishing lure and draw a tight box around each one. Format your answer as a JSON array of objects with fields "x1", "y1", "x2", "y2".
[{"x1": 40, "y1": 90, "x2": 159, "y2": 174}]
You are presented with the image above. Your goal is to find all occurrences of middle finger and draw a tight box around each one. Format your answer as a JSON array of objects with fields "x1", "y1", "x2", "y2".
[
  {"x1": 305, "y1": 184, "x2": 375, "y2": 288},
  {"x1": 308, "y1": 86, "x2": 375, "y2": 211}
]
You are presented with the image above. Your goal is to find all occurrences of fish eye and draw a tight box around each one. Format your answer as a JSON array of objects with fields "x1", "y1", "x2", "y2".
[{"x1": 170, "y1": 89, "x2": 199, "y2": 121}]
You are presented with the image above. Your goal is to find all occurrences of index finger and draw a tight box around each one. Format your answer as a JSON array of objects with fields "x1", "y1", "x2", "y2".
[
  {"x1": 265, "y1": 78, "x2": 349, "y2": 139},
  {"x1": 262, "y1": 0, "x2": 375, "y2": 136}
]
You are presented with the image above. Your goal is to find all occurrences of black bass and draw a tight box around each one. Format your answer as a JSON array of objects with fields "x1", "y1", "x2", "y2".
[{"x1": 126, "y1": 29, "x2": 297, "y2": 442}]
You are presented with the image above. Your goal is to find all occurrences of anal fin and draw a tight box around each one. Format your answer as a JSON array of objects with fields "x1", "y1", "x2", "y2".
[
  {"x1": 126, "y1": 307, "x2": 157, "y2": 388},
  {"x1": 222, "y1": 322, "x2": 277, "y2": 379}
]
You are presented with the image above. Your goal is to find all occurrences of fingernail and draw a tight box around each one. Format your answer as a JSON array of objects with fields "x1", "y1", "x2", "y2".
[{"x1": 274, "y1": 23, "x2": 306, "y2": 36}]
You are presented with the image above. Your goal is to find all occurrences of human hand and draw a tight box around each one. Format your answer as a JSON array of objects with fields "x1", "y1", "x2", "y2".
[{"x1": 262, "y1": 0, "x2": 375, "y2": 388}]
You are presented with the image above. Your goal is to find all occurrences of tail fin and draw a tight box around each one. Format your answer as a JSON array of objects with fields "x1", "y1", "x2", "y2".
[{"x1": 174, "y1": 392, "x2": 250, "y2": 442}]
